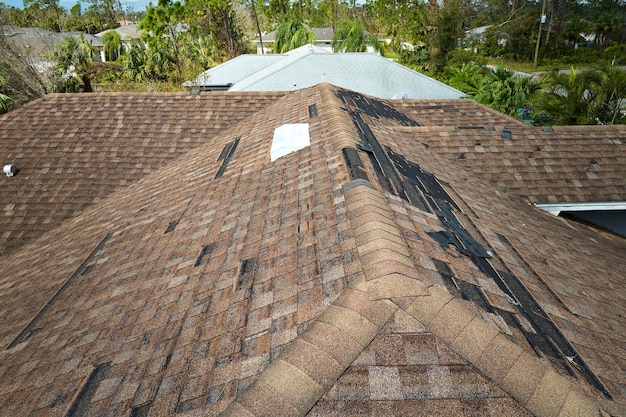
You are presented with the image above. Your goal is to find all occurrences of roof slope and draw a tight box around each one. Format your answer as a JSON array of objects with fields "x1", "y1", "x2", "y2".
[
  {"x1": 186, "y1": 44, "x2": 464, "y2": 100},
  {"x1": 382, "y1": 122, "x2": 626, "y2": 203},
  {"x1": 0, "y1": 91, "x2": 286, "y2": 257},
  {"x1": 0, "y1": 84, "x2": 624, "y2": 417}
]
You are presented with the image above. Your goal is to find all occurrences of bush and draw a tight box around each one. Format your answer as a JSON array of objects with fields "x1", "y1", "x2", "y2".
[{"x1": 605, "y1": 42, "x2": 626, "y2": 65}]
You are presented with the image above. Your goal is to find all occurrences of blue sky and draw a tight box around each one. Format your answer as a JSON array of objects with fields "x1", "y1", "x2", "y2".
[{"x1": 2, "y1": 0, "x2": 152, "y2": 11}]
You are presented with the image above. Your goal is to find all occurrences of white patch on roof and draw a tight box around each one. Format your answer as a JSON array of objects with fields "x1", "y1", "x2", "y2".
[{"x1": 270, "y1": 124, "x2": 310, "y2": 162}]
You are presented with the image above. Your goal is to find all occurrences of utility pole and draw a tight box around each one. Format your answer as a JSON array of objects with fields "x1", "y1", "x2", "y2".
[{"x1": 533, "y1": 0, "x2": 548, "y2": 68}]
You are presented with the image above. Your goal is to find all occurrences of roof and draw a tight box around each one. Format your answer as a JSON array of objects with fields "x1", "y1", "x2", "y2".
[
  {"x1": 186, "y1": 44, "x2": 464, "y2": 100},
  {"x1": 184, "y1": 54, "x2": 285, "y2": 88},
  {"x1": 1, "y1": 25, "x2": 103, "y2": 61},
  {"x1": 95, "y1": 24, "x2": 142, "y2": 40},
  {"x1": 0, "y1": 91, "x2": 286, "y2": 257},
  {"x1": 0, "y1": 83, "x2": 625, "y2": 417},
  {"x1": 259, "y1": 27, "x2": 334, "y2": 43}
]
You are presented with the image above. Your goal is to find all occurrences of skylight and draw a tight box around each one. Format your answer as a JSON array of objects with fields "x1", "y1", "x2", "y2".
[{"x1": 270, "y1": 123, "x2": 310, "y2": 162}]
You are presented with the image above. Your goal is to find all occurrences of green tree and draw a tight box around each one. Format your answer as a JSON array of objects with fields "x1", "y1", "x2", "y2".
[
  {"x1": 102, "y1": 30, "x2": 122, "y2": 61},
  {"x1": 331, "y1": 19, "x2": 380, "y2": 53},
  {"x1": 120, "y1": 43, "x2": 150, "y2": 82},
  {"x1": 273, "y1": 19, "x2": 315, "y2": 53},
  {"x1": 0, "y1": 73, "x2": 12, "y2": 113},
  {"x1": 187, "y1": 0, "x2": 248, "y2": 60},
  {"x1": 430, "y1": 0, "x2": 463, "y2": 73},
  {"x1": 139, "y1": 0, "x2": 186, "y2": 82},
  {"x1": 48, "y1": 35, "x2": 95, "y2": 92},
  {"x1": 449, "y1": 62, "x2": 544, "y2": 119},
  {"x1": 309, "y1": 0, "x2": 349, "y2": 28},
  {"x1": 366, "y1": 0, "x2": 429, "y2": 48},
  {"x1": 539, "y1": 68, "x2": 604, "y2": 125}
]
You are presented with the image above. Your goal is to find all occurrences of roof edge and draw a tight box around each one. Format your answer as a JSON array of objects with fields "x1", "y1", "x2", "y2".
[{"x1": 536, "y1": 201, "x2": 626, "y2": 215}]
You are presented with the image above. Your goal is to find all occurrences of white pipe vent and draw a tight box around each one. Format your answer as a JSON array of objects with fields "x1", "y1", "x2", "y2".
[
  {"x1": 270, "y1": 123, "x2": 310, "y2": 162},
  {"x1": 3, "y1": 164, "x2": 17, "y2": 177}
]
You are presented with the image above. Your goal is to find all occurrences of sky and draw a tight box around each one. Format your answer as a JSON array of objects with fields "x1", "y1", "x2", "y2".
[{"x1": 2, "y1": 0, "x2": 152, "y2": 11}]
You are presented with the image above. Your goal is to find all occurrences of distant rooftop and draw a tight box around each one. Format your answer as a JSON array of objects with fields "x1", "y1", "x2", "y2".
[{"x1": 185, "y1": 44, "x2": 464, "y2": 100}]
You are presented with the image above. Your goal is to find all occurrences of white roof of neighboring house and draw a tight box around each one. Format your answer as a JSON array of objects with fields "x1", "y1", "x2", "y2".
[
  {"x1": 185, "y1": 54, "x2": 285, "y2": 88},
  {"x1": 185, "y1": 44, "x2": 464, "y2": 100}
]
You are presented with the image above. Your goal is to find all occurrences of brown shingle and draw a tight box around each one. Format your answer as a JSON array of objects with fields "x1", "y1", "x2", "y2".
[{"x1": 0, "y1": 83, "x2": 623, "y2": 417}]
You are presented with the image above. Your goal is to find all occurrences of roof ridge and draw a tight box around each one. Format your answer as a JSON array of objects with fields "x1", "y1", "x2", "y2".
[
  {"x1": 344, "y1": 181, "x2": 605, "y2": 417},
  {"x1": 405, "y1": 284, "x2": 603, "y2": 417},
  {"x1": 317, "y1": 83, "x2": 360, "y2": 151},
  {"x1": 221, "y1": 269, "x2": 399, "y2": 416},
  {"x1": 230, "y1": 50, "x2": 315, "y2": 91}
]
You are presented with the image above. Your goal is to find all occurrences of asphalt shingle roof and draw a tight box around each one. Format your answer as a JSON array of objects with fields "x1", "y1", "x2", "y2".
[{"x1": 0, "y1": 83, "x2": 624, "y2": 417}]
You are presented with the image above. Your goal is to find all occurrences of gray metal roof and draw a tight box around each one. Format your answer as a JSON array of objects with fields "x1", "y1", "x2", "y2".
[
  {"x1": 186, "y1": 44, "x2": 463, "y2": 100},
  {"x1": 183, "y1": 54, "x2": 285, "y2": 87}
]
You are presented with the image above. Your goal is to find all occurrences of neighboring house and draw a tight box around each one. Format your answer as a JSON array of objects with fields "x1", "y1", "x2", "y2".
[
  {"x1": 256, "y1": 27, "x2": 334, "y2": 54},
  {"x1": 1, "y1": 83, "x2": 625, "y2": 417},
  {"x1": 255, "y1": 27, "x2": 380, "y2": 54},
  {"x1": 464, "y1": 25, "x2": 508, "y2": 49},
  {"x1": 1, "y1": 24, "x2": 103, "y2": 70},
  {"x1": 95, "y1": 24, "x2": 143, "y2": 62},
  {"x1": 185, "y1": 44, "x2": 464, "y2": 99}
]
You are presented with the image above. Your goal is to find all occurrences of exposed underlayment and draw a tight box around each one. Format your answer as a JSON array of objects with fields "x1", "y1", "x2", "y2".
[
  {"x1": 335, "y1": 90, "x2": 612, "y2": 399},
  {"x1": 0, "y1": 84, "x2": 624, "y2": 417}
]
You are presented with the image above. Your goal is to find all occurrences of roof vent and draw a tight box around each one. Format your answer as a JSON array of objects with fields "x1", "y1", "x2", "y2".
[
  {"x1": 270, "y1": 123, "x2": 310, "y2": 162},
  {"x1": 3, "y1": 164, "x2": 17, "y2": 177}
]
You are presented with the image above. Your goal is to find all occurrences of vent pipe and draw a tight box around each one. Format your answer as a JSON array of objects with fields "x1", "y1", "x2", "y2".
[{"x1": 3, "y1": 164, "x2": 17, "y2": 177}]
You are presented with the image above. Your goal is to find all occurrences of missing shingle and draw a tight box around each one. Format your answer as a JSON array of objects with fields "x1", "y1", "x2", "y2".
[
  {"x1": 164, "y1": 220, "x2": 179, "y2": 234},
  {"x1": 7, "y1": 232, "x2": 112, "y2": 350},
  {"x1": 455, "y1": 126, "x2": 490, "y2": 131},
  {"x1": 130, "y1": 402, "x2": 153, "y2": 417},
  {"x1": 493, "y1": 267, "x2": 612, "y2": 398},
  {"x1": 80, "y1": 264, "x2": 95, "y2": 276},
  {"x1": 496, "y1": 233, "x2": 571, "y2": 314},
  {"x1": 308, "y1": 104, "x2": 318, "y2": 118},
  {"x1": 163, "y1": 195, "x2": 196, "y2": 236},
  {"x1": 235, "y1": 258, "x2": 257, "y2": 291},
  {"x1": 342, "y1": 147, "x2": 370, "y2": 182},
  {"x1": 65, "y1": 362, "x2": 111, "y2": 417},
  {"x1": 542, "y1": 126, "x2": 554, "y2": 132},
  {"x1": 215, "y1": 138, "x2": 240, "y2": 178},
  {"x1": 335, "y1": 89, "x2": 420, "y2": 126},
  {"x1": 194, "y1": 244, "x2": 214, "y2": 267}
]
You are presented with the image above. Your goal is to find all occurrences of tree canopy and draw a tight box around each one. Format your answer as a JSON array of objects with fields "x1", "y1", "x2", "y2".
[{"x1": 0, "y1": 0, "x2": 624, "y2": 123}]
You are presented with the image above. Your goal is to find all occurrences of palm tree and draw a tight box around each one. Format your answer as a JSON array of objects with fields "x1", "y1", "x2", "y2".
[
  {"x1": 592, "y1": 64, "x2": 626, "y2": 125},
  {"x1": 273, "y1": 20, "x2": 315, "y2": 53},
  {"x1": 450, "y1": 62, "x2": 544, "y2": 119},
  {"x1": 540, "y1": 68, "x2": 603, "y2": 125},
  {"x1": 331, "y1": 19, "x2": 381, "y2": 53},
  {"x1": 0, "y1": 74, "x2": 12, "y2": 113},
  {"x1": 102, "y1": 30, "x2": 123, "y2": 61}
]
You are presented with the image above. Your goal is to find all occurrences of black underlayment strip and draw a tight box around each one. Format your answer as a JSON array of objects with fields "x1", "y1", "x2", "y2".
[
  {"x1": 65, "y1": 362, "x2": 111, "y2": 417},
  {"x1": 342, "y1": 147, "x2": 370, "y2": 182},
  {"x1": 215, "y1": 138, "x2": 240, "y2": 179},
  {"x1": 194, "y1": 244, "x2": 215, "y2": 267}
]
